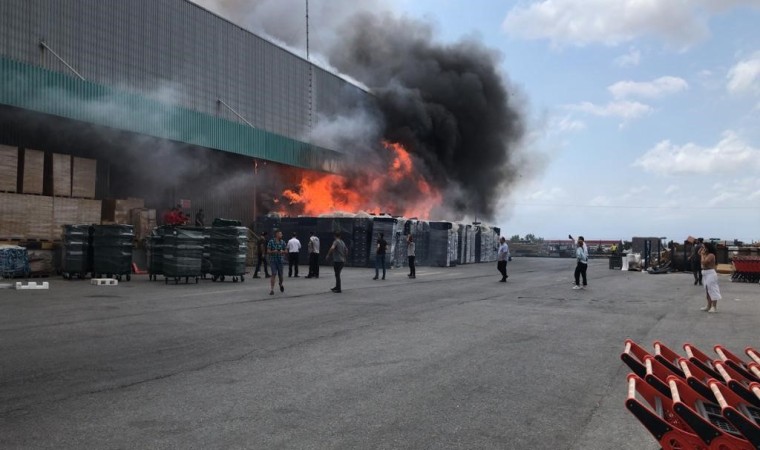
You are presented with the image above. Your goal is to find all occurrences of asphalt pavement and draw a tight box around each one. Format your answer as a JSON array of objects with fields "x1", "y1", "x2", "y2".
[{"x1": 1, "y1": 258, "x2": 758, "y2": 449}]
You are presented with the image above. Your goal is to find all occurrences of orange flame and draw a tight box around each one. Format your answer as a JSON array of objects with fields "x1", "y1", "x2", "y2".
[{"x1": 282, "y1": 142, "x2": 442, "y2": 218}]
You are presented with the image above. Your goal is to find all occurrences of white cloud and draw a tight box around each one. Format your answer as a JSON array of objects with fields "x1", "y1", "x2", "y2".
[
  {"x1": 727, "y1": 52, "x2": 760, "y2": 95},
  {"x1": 664, "y1": 185, "x2": 681, "y2": 195},
  {"x1": 527, "y1": 187, "x2": 566, "y2": 202},
  {"x1": 502, "y1": 0, "x2": 759, "y2": 48},
  {"x1": 565, "y1": 100, "x2": 653, "y2": 121},
  {"x1": 549, "y1": 115, "x2": 587, "y2": 134},
  {"x1": 633, "y1": 131, "x2": 760, "y2": 175},
  {"x1": 608, "y1": 76, "x2": 689, "y2": 99},
  {"x1": 614, "y1": 48, "x2": 641, "y2": 68}
]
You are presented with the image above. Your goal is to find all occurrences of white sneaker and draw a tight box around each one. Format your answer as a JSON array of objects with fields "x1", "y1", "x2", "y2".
[
  {"x1": 572, "y1": 285, "x2": 582, "y2": 290},
  {"x1": 700, "y1": 306, "x2": 710, "y2": 312},
  {"x1": 707, "y1": 307, "x2": 717, "y2": 313}
]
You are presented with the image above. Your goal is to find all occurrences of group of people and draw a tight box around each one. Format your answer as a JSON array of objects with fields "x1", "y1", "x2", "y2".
[
  {"x1": 250, "y1": 230, "x2": 422, "y2": 295},
  {"x1": 252, "y1": 230, "x2": 345, "y2": 295},
  {"x1": 689, "y1": 237, "x2": 721, "y2": 313}
]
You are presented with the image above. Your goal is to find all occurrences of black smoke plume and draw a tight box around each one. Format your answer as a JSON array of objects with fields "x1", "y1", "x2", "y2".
[{"x1": 330, "y1": 13, "x2": 524, "y2": 218}]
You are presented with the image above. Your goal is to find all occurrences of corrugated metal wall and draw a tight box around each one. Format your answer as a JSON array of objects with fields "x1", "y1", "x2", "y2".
[{"x1": 0, "y1": 0, "x2": 368, "y2": 155}]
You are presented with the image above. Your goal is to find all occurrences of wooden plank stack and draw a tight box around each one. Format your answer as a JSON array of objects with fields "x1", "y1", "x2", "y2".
[
  {"x1": 102, "y1": 198, "x2": 145, "y2": 224},
  {"x1": 72, "y1": 157, "x2": 96, "y2": 198},
  {"x1": 22, "y1": 149, "x2": 44, "y2": 194},
  {"x1": 52, "y1": 153, "x2": 72, "y2": 197}
]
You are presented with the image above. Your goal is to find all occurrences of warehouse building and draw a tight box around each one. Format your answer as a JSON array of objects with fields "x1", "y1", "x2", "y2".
[{"x1": 0, "y1": 0, "x2": 367, "y2": 242}]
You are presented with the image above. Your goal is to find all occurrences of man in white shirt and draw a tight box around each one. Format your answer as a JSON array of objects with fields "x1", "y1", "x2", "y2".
[
  {"x1": 306, "y1": 231, "x2": 320, "y2": 278},
  {"x1": 287, "y1": 232, "x2": 302, "y2": 277},
  {"x1": 497, "y1": 237, "x2": 510, "y2": 282}
]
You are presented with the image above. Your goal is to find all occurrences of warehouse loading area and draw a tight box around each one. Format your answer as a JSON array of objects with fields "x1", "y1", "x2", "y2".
[{"x1": 1, "y1": 258, "x2": 758, "y2": 449}]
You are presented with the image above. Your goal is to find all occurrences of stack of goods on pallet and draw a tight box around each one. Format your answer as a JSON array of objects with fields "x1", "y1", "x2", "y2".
[
  {"x1": 91, "y1": 224, "x2": 134, "y2": 280},
  {"x1": 22, "y1": 149, "x2": 44, "y2": 195},
  {"x1": 351, "y1": 215, "x2": 372, "y2": 268},
  {"x1": 61, "y1": 225, "x2": 90, "y2": 279},
  {"x1": 202, "y1": 228, "x2": 212, "y2": 276},
  {"x1": 101, "y1": 198, "x2": 145, "y2": 224},
  {"x1": 209, "y1": 227, "x2": 248, "y2": 281},
  {"x1": 0, "y1": 145, "x2": 18, "y2": 192},
  {"x1": 448, "y1": 226, "x2": 459, "y2": 266},
  {"x1": 27, "y1": 249, "x2": 54, "y2": 274},
  {"x1": 429, "y1": 221, "x2": 454, "y2": 267},
  {"x1": 0, "y1": 193, "x2": 54, "y2": 240},
  {"x1": 294, "y1": 217, "x2": 318, "y2": 264},
  {"x1": 53, "y1": 197, "x2": 101, "y2": 232},
  {"x1": 391, "y1": 218, "x2": 407, "y2": 269},
  {"x1": 129, "y1": 208, "x2": 157, "y2": 244},
  {"x1": 0, "y1": 245, "x2": 29, "y2": 278},
  {"x1": 52, "y1": 153, "x2": 72, "y2": 197},
  {"x1": 162, "y1": 227, "x2": 203, "y2": 283},
  {"x1": 408, "y1": 220, "x2": 430, "y2": 266},
  {"x1": 71, "y1": 157, "x2": 96, "y2": 199}
]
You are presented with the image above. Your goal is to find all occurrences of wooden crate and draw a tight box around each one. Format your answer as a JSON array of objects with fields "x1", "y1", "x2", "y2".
[
  {"x1": 0, "y1": 144, "x2": 18, "y2": 192},
  {"x1": 0, "y1": 193, "x2": 26, "y2": 238},
  {"x1": 72, "y1": 157, "x2": 96, "y2": 198},
  {"x1": 52, "y1": 153, "x2": 72, "y2": 197},
  {"x1": 26, "y1": 195, "x2": 54, "y2": 240},
  {"x1": 22, "y1": 149, "x2": 44, "y2": 194}
]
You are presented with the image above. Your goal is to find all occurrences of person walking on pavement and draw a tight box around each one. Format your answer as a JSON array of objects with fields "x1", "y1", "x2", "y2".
[
  {"x1": 699, "y1": 242, "x2": 721, "y2": 313},
  {"x1": 306, "y1": 231, "x2": 320, "y2": 278},
  {"x1": 267, "y1": 230, "x2": 287, "y2": 295},
  {"x1": 573, "y1": 238, "x2": 588, "y2": 289},
  {"x1": 287, "y1": 232, "x2": 302, "y2": 277},
  {"x1": 253, "y1": 231, "x2": 269, "y2": 278},
  {"x1": 373, "y1": 232, "x2": 388, "y2": 280},
  {"x1": 326, "y1": 231, "x2": 347, "y2": 293},
  {"x1": 690, "y1": 237, "x2": 704, "y2": 285},
  {"x1": 497, "y1": 237, "x2": 510, "y2": 282},
  {"x1": 407, "y1": 234, "x2": 416, "y2": 279}
]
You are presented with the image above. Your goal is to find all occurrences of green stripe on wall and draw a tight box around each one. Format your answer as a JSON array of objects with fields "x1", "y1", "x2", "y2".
[{"x1": 0, "y1": 56, "x2": 342, "y2": 172}]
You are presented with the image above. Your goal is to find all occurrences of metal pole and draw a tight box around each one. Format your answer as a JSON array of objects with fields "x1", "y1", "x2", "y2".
[
  {"x1": 305, "y1": 0, "x2": 310, "y2": 60},
  {"x1": 39, "y1": 41, "x2": 85, "y2": 81},
  {"x1": 253, "y1": 160, "x2": 258, "y2": 223},
  {"x1": 217, "y1": 99, "x2": 254, "y2": 127}
]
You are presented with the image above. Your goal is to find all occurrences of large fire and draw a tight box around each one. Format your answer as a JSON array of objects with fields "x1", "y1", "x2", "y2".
[{"x1": 282, "y1": 142, "x2": 442, "y2": 218}]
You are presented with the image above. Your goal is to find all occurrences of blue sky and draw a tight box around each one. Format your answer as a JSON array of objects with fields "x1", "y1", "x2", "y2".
[
  {"x1": 195, "y1": 0, "x2": 760, "y2": 242},
  {"x1": 393, "y1": 0, "x2": 760, "y2": 242}
]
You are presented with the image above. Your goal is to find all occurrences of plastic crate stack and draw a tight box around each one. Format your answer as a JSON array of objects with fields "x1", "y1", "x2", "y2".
[
  {"x1": 448, "y1": 227, "x2": 459, "y2": 267},
  {"x1": 163, "y1": 227, "x2": 203, "y2": 284},
  {"x1": 0, "y1": 245, "x2": 29, "y2": 278},
  {"x1": 429, "y1": 222, "x2": 453, "y2": 267},
  {"x1": 731, "y1": 255, "x2": 760, "y2": 283},
  {"x1": 621, "y1": 339, "x2": 760, "y2": 449},
  {"x1": 147, "y1": 227, "x2": 165, "y2": 281},
  {"x1": 91, "y1": 224, "x2": 134, "y2": 281},
  {"x1": 61, "y1": 224, "x2": 90, "y2": 279},
  {"x1": 351, "y1": 217, "x2": 372, "y2": 268},
  {"x1": 209, "y1": 226, "x2": 247, "y2": 282}
]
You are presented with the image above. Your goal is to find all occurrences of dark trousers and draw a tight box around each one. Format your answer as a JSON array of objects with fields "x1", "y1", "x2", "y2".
[
  {"x1": 254, "y1": 253, "x2": 269, "y2": 277},
  {"x1": 691, "y1": 260, "x2": 702, "y2": 284},
  {"x1": 333, "y1": 262, "x2": 344, "y2": 290},
  {"x1": 497, "y1": 260, "x2": 508, "y2": 280},
  {"x1": 308, "y1": 252, "x2": 319, "y2": 277},
  {"x1": 574, "y1": 262, "x2": 588, "y2": 286},
  {"x1": 374, "y1": 254, "x2": 386, "y2": 279},
  {"x1": 408, "y1": 256, "x2": 416, "y2": 277},
  {"x1": 288, "y1": 252, "x2": 299, "y2": 277}
]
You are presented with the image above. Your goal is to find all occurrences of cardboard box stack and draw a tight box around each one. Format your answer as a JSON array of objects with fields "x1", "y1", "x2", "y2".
[
  {"x1": 129, "y1": 208, "x2": 157, "y2": 243},
  {"x1": 52, "y1": 153, "x2": 72, "y2": 197},
  {"x1": 102, "y1": 198, "x2": 145, "y2": 224},
  {"x1": 53, "y1": 197, "x2": 102, "y2": 237},
  {"x1": 22, "y1": 149, "x2": 44, "y2": 194},
  {"x1": 0, "y1": 145, "x2": 18, "y2": 192},
  {"x1": 72, "y1": 157, "x2": 96, "y2": 198}
]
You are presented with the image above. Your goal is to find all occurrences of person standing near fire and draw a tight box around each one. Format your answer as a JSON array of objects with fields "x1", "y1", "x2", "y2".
[
  {"x1": 267, "y1": 230, "x2": 287, "y2": 295},
  {"x1": 573, "y1": 238, "x2": 588, "y2": 289},
  {"x1": 287, "y1": 232, "x2": 302, "y2": 278},
  {"x1": 253, "y1": 231, "x2": 269, "y2": 278},
  {"x1": 407, "y1": 234, "x2": 416, "y2": 279},
  {"x1": 699, "y1": 243, "x2": 721, "y2": 313},
  {"x1": 690, "y1": 237, "x2": 704, "y2": 286},
  {"x1": 497, "y1": 237, "x2": 510, "y2": 282},
  {"x1": 373, "y1": 232, "x2": 388, "y2": 280},
  {"x1": 326, "y1": 231, "x2": 347, "y2": 293},
  {"x1": 306, "y1": 231, "x2": 320, "y2": 279}
]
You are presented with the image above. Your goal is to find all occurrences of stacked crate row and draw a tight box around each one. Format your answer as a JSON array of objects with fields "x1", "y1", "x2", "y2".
[
  {"x1": 163, "y1": 227, "x2": 204, "y2": 283},
  {"x1": 209, "y1": 226, "x2": 247, "y2": 280},
  {"x1": 91, "y1": 225, "x2": 134, "y2": 280},
  {"x1": 252, "y1": 215, "x2": 501, "y2": 269}
]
